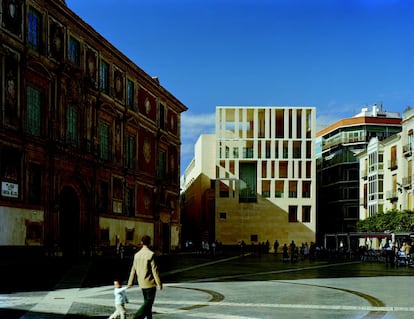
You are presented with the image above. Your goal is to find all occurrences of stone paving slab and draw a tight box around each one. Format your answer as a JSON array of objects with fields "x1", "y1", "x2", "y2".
[
  {"x1": 1, "y1": 276, "x2": 414, "y2": 318},
  {"x1": 1, "y1": 255, "x2": 414, "y2": 318}
]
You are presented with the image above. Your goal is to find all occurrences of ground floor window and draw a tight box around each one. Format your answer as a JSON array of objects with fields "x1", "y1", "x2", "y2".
[{"x1": 288, "y1": 205, "x2": 298, "y2": 222}]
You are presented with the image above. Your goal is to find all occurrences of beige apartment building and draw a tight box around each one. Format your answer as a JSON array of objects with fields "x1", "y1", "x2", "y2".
[
  {"x1": 355, "y1": 107, "x2": 414, "y2": 249},
  {"x1": 182, "y1": 106, "x2": 317, "y2": 249},
  {"x1": 359, "y1": 107, "x2": 414, "y2": 219}
]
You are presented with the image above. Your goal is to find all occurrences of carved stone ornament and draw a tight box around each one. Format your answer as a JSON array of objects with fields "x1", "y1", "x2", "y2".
[
  {"x1": 145, "y1": 98, "x2": 151, "y2": 115},
  {"x1": 170, "y1": 154, "x2": 175, "y2": 171},
  {"x1": 143, "y1": 137, "x2": 151, "y2": 163},
  {"x1": 2, "y1": 0, "x2": 22, "y2": 37},
  {"x1": 144, "y1": 194, "x2": 150, "y2": 210},
  {"x1": 50, "y1": 20, "x2": 64, "y2": 60},
  {"x1": 68, "y1": 76, "x2": 81, "y2": 102},
  {"x1": 170, "y1": 115, "x2": 175, "y2": 129},
  {"x1": 115, "y1": 75, "x2": 122, "y2": 93}
]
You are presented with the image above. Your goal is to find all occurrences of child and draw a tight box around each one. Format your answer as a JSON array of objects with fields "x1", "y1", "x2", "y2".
[{"x1": 109, "y1": 279, "x2": 129, "y2": 319}]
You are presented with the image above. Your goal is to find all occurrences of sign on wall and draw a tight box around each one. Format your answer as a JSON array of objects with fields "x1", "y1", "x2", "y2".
[{"x1": 1, "y1": 181, "x2": 18, "y2": 198}]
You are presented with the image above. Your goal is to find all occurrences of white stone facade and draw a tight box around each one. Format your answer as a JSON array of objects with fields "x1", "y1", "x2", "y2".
[
  {"x1": 215, "y1": 106, "x2": 316, "y2": 246},
  {"x1": 358, "y1": 107, "x2": 414, "y2": 220}
]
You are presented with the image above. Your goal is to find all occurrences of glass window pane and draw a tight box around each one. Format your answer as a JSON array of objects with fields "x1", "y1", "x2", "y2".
[
  {"x1": 100, "y1": 61, "x2": 109, "y2": 93},
  {"x1": 69, "y1": 37, "x2": 80, "y2": 64},
  {"x1": 26, "y1": 87, "x2": 41, "y2": 136},
  {"x1": 28, "y1": 8, "x2": 41, "y2": 50},
  {"x1": 239, "y1": 162, "x2": 257, "y2": 202},
  {"x1": 126, "y1": 135, "x2": 135, "y2": 169},
  {"x1": 66, "y1": 105, "x2": 78, "y2": 146},
  {"x1": 127, "y1": 80, "x2": 134, "y2": 109},
  {"x1": 100, "y1": 123, "x2": 109, "y2": 160}
]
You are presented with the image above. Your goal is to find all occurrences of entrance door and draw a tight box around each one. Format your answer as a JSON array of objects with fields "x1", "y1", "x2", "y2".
[
  {"x1": 162, "y1": 223, "x2": 170, "y2": 254},
  {"x1": 59, "y1": 186, "x2": 80, "y2": 256}
]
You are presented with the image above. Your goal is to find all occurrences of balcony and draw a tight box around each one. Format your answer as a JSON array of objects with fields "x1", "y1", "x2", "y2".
[
  {"x1": 402, "y1": 176, "x2": 412, "y2": 189},
  {"x1": 322, "y1": 133, "x2": 366, "y2": 151},
  {"x1": 385, "y1": 190, "x2": 398, "y2": 202},
  {"x1": 403, "y1": 144, "x2": 412, "y2": 157},
  {"x1": 388, "y1": 160, "x2": 398, "y2": 171},
  {"x1": 360, "y1": 170, "x2": 367, "y2": 180}
]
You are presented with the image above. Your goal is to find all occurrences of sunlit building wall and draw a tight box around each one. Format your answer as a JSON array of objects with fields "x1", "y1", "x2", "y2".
[
  {"x1": 215, "y1": 106, "x2": 316, "y2": 247},
  {"x1": 316, "y1": 105, "x2": 401, "y2": 243},
  {"x1": 358, "y1": 107, "x2": 414, "y2": 221},
  {"x1": 0, "y1": 0, "x2": 187, "y2": 256}
]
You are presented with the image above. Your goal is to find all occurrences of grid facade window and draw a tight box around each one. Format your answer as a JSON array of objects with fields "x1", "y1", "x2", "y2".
[
  {"x1": 99, "y1": 123, "x2": 110, "y2": 160},
  {"x1": 99, "y1": 182, "x2": 109, "y2": 214},
  {"x1": 26, "y1": 86, "x2": 41, "y2": 136},
  {"x1": 66, "y1": 105, "x2": 78, "y2": 146},
  {"x1": 127, "y1": 80, "x2": 134, "y2": 109},
  {"x1": 68, "y1": 36, "x2": 80, "y2": 65},
  {"x1": 157, "y1": 150, "x2": 166, "y2": 180},
  {"x1": 125, "y1": 187, "x2": 135, "y2": 217},
  {"x1": 288, "y1": 205, "x2": 298, "y2": 222},
  {"x1": 100, "y1": 60, "x2": 109, "y2": 94},
  {"x1": 302, "y1": 206, "x2": 311, "y2": 222},
  {"x1": 242, "y1": 147, "x2": 253, "y2": 158},
  {"x1": 239, "y1": 162, "x2": 257, "y2": 202},
  {"x1": 28, "y1": 7, "x2": 41, "y2": 51},
  {"x1": 159, "y1": 103, "x2": 165, "y2": 130},
  {"x1": 28, "y1": 163, "x2": 42, "y2": 204},
  {"x1": 125, "y1": 135, "x2": 135, "y2": 169}
]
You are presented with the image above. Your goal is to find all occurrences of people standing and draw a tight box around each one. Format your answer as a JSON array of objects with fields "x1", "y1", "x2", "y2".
[
  {"x1": 128, "y1": 235, "x2": 163, "y2": 319},
  {"x1": 289, "y1": 240, "x2": 296, "y2": 263},
  {"x1": 108, "y1": 279, "x2": 129, "y2": 319},
  {"x1": 282, "y1": 243, "x2": 289, "y2": 262},
  {"x1": 273, "y1": 240, "x2": 279, "y2": 255}
]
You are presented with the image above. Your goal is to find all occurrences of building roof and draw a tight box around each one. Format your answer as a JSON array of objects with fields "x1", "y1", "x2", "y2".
[{"x1": 317, "y1": 116, "x2": 402, "y2": 138}]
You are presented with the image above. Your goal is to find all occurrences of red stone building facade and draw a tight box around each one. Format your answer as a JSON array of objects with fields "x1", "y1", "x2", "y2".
[{"x1": 0, "y1": 0, "x2": 187, "y2": 256}]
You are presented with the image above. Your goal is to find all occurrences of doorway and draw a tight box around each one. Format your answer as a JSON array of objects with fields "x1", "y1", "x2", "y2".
[
  {"x1": 59, "y1": 186, "x2": 80, "y2": 256},
  {"x1": 162, "y1": 222, "x2": 170, "y2": 254}
]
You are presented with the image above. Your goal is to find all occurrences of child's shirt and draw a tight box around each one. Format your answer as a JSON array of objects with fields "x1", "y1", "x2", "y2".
[{"x1": 114, "y1": 286, "x2": 129, "y2": 305}]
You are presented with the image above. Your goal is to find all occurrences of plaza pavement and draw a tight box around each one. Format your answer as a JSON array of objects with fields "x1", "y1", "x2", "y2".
[{"x1": 1, "y1": 252, "x2": 414, "y2": 319}]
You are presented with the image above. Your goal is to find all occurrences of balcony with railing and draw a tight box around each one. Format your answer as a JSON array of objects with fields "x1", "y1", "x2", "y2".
[
  {"x1": 242, "y1": 147, "x2": 254, "y2": 158},
  {"x1": 322, "y1": 132, "x2": 366, "y2": 151},
  {"x1": 402, "y1": 176, "x2": 412, "y2": 189},
  {"x1": 403, "y1": 144, "x2": 412, "y2": 157},
  {"x1": 359, "y1": 197, "x2": 367, "y2": 207},
  {"x1": 388, "y1": 160, "x2": 398, "y2": 171},
  {"x1": 385, "y1": 190, "x2": 398, "y2": 202},
  {"x1": 361, "y1": 170, "x2": 367, "y2": 180}
]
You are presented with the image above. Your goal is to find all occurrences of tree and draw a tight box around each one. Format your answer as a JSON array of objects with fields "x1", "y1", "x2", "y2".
[{"x1": 357, "y1": 209, "x2": 414, "y2": 233}]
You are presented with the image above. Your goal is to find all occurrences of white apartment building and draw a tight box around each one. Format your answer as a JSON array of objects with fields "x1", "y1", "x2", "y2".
[
  {"x1": 215, "y1": 106, "x2": 316, "y2": 246},
  {"x1": 359, "y1": 107, "x2": 414, "y2": 221}
]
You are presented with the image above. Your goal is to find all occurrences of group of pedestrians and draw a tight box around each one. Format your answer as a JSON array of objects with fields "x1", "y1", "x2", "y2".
[
  {"x1": 240, "y1": 239, "x2": 319, "y2": 262},
  {"x1": 109, "y1": 235, "x2": 162, "y2": 319},
  {"x1": 279, "y1": 240, "x2": 312, "y2": 262},
  {"x1": 380, "y1": 239, "x2": 413, "y2": 267}
]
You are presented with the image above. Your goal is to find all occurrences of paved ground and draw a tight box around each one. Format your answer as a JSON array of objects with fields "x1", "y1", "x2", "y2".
[{"x1": 1, "y1": 252, "x2": 414, "y2": 318}]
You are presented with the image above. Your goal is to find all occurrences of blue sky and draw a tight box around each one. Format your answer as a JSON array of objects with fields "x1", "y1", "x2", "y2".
[{"x1": 66, "y1": 0, "x2": 414, "y2": 173}]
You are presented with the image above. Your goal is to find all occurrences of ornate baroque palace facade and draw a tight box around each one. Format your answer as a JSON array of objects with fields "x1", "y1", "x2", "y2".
[{"x1": 0, "y1": 0, "x2": 187, "y2": 256}]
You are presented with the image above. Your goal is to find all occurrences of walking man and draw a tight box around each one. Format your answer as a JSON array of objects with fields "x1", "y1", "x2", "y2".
[{"x1": 128, "y1": 235, "x2": 163, "y2": 319}]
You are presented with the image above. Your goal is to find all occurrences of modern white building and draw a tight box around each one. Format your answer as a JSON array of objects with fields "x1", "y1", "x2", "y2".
[
  {"x1": 214, "y1": 106, "x2": 317, "y2": 246},
  {"x1": 181, "y1": 106, "x2": 317, "y2": 248},
  {"x1": 180, "y1": 135, "x2": 217, "y2": 245}
]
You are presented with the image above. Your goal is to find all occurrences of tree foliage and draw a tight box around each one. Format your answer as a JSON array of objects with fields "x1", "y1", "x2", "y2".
[{"x1": 357, "y1": 209, "x2": 414, "y2": 233}]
